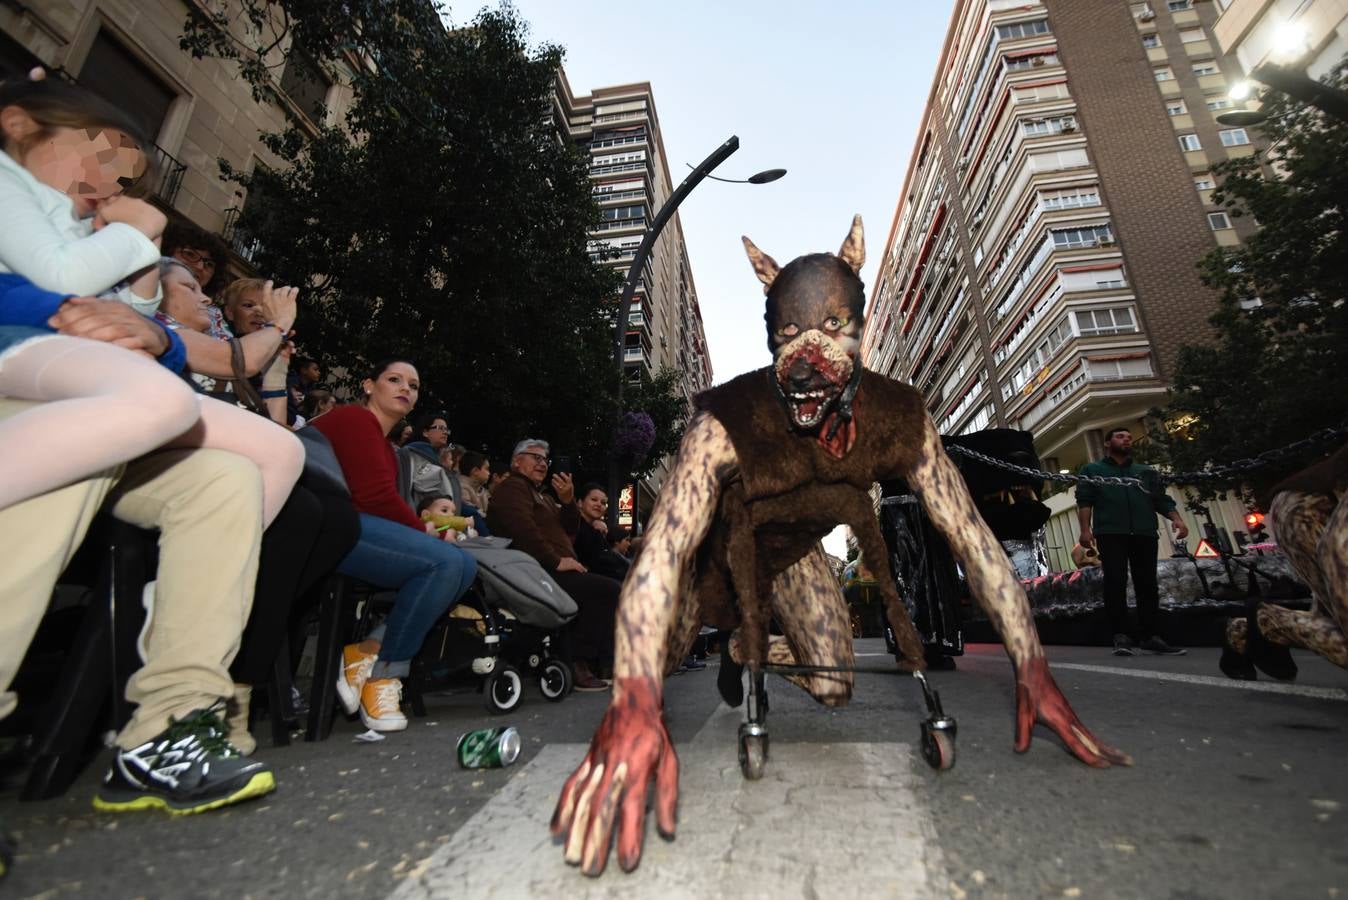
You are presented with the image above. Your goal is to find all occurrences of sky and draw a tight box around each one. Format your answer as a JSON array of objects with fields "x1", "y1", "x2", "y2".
[{"x1": 466, "y1": 0, "x2": 957, "y2": 552}]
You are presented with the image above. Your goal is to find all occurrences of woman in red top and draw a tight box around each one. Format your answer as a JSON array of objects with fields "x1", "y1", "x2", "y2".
[{"x1": 312, "y1": 359, "x2": 476, "y2": 732}]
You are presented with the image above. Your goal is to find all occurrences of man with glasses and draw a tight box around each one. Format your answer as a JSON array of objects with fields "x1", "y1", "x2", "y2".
[{"x1": 487, "y1": 439, "x2": 618, "y2": 691}]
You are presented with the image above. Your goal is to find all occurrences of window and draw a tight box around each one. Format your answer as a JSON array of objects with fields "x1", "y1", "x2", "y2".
[
  {"x1": 1074, "y1": 307, "x2": 1137, "y2": 336},
  {"x1": 78, "y1": 30, "x2": 175, "y2": 140},
  {"x1": 996, "y1": 19, "x2": 1051, "y2": 40},
  {"x1": 1193, "y1": 174, "x2": 1215, "y2": 190},
  {"x1": 279, "y1": 49, "x2": 331, "y2": 125},
  {"x1": 1192, "y1": 60, "x2": 1219, "y2": 76},
  {"x1": 1208, "y1": 211, "x2": 1232, "y2": 230},
  {"x1": 1219, "y1": 127, "x2": 1250, "y2": 146},
  {"x1": 1021, "y1": 115, "x2": 1077, "y2": 136},
  {"x1": 1178, "y1": 133, "x2": 1202, "y2": 151},
  {"x1": 1166, "y1": 100, "x2": 1188, "y2": 116},
  {"x1": 1052, "y1": 224, "x2": 1114, "y2": 249},
  {"x1": 1039, "y1": 185, "x2": 1101, "y2": 210},
  {"x1": 1167, "y1": 0, "x2": 1191, "y2": 9},
  {"x1": 1179, "y1": 28, "x2": 1206, "y2": 43},
  {"x1": 1206, "y1": 97, "x2": 1234, "y2": 110},
  {"x1": 1154, "y1": 67, "x2": 1175, "y2": 81},
  {"x1": 1142, "y1": 33, "x2": 1161, "y2": 49},
  {"x1": 1088, "y1": 356, "x2": 1153, "y2": 380}
]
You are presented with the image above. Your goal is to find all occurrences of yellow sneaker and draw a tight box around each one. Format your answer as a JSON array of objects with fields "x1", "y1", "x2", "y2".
[
  {"x1": 336, "y1": 645, "x2": 376, "y2": 715},
  {"x1": 359, "y1": 678, "x2": 408, "y2": 732}
]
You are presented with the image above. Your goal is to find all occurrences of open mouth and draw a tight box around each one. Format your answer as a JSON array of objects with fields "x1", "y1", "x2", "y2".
[
  {"x1": 785, "y1": 388, "x2": 836, "y2": 428},
  {"x1": 774, "y1": 332, "x2": 853, "y2": 431}
]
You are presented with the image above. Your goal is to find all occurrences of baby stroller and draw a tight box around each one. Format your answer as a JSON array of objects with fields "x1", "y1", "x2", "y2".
[{"x1": 418, "y1": 537, "x2": 579, "y2": 714}]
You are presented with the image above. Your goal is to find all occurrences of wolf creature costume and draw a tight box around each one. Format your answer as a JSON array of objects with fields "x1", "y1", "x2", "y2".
[
  {"x1": 551, "y1": 217, "x2": 1129, "y2": 877},
  {"x1": 1222, "y1": 443, "x2": 1348, "y2": 679}
]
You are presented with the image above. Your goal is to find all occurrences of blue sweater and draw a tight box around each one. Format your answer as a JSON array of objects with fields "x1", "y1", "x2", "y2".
[{"x1": 0, "y1": 273, "x2": 186, "y2": 374}]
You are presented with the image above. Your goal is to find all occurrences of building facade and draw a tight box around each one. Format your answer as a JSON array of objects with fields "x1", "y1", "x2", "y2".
[
  {"x1": 552, "y1": 71, "x2": 713, "y2": 519},
  {"x1": 552, "y1": 71, "x2": 713, "y2": 403},
  {"x1": 1213, "y1": 0, "x2": 1348, "y2": 81},
  {"x1": 864, "y1": 0, "x2": 1265, "y2": 477},
  {"x1": 0, "y1": 0, "x2": 351, "y2": 263},
  {"x1": 863, "y1": 0, "x2": 1270, "y2": 567}
]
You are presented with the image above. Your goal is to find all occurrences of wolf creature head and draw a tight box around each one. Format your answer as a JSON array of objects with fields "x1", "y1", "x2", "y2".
[{"x1": 742, "y1": 215, "x2": 867, "y2": 452}]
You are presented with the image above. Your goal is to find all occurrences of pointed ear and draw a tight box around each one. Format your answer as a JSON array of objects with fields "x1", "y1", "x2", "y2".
[
  {"x1": 838, "y1": 214, "x2": 865, "y2": 275},
  {"x1": 742, "y1": 235, "x2": 780, "y2": 293}
]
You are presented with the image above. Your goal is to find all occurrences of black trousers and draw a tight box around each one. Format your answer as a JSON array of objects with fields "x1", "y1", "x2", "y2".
[
  {"x1": 230, "y1": 482, "x2": 361, "y2": 685},
  {"x1": 1096, "y1": 533, "x2": 1160, "y2": 639},
  {"x1": 551, "y1": 570, "x2": 620, "y2": 662}
]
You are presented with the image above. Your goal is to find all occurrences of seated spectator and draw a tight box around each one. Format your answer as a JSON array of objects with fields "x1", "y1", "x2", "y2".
[
  {"x1": 0, "y1": 398, "x2": 275, "y2": 813},
  {"x1": 573, "y1": 483, "x2": 631, "y2": 582},
  {"x1": 287, "y1": 355, "x2": 322, "y2": 425},
  {"x1": 297, "y1": 382, "x2": 337, "y2": 426},
  {"x1": 312, "y1": 359, "x2": 477, "y2": 731},
  {"x1": 216, "y1": 276, "x2": 291, "y2": 422},
  {"x1": 487, "y1": 461, "x2": 511, "y2": 493},
  {"x1": 442, "y1": 443, "x2": 466, "y2": 475},
  {"x1": 401, "y1": 411, "x2": 460, "y2": 511},
  {"x1": 163, "y1": 220, "x2": 231, "y2": 340},
  {"x1": 608, "y1": 525, "x2": 633, "y2": 559},
  {"x1": 456, "y1": 450, "x2": 492, "y2": 515},
  {"x1": 393, "y1": 419, "x2": 414, "y2": 446},
  {"x1": 487, "y1": 439, "x2": 616, "y2": 690}
]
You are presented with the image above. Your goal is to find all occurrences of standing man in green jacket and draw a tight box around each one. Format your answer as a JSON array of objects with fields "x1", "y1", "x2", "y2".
[{"x1": 1076, "y1": 426, "x2": 1189, "y2": 656}]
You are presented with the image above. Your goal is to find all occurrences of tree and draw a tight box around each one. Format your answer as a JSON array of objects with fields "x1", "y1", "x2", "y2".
[
  {"x1": 1151, "y1": 62, "x2": 1348, "y2": 498},
  {"x1": 181, "y1": 1, "x2": 686, "y2": 467}
]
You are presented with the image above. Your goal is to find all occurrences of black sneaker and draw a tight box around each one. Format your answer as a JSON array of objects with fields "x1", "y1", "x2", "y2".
[
  {"x1": 1139, "y1": 636, "x2": 1187, "y2": 656},
  {"x1": 1112, "y1": 634, "x2": 1137, "y2": 656},
  {"x1": 93, "y1": 703, "x2": 275, "y2": 816},
  {"x1": 681, "y1": 656, "x2": 707, "y2": 671}
]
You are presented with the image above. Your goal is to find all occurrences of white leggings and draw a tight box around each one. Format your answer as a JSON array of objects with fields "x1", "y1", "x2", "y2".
[{"x1": 0, "y1": 335, "x2": 302, "y2": 524}]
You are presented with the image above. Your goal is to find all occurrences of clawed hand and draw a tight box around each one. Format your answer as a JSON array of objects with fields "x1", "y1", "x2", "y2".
[
  {"x1": 551, "y1": 676, "x2": 678, "y2": 876},
  {"x1": 1015, "y1": 657, "x2": 1131, "y2": 767}
]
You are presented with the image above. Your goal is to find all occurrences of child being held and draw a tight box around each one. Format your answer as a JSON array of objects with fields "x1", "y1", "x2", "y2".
[{"x1": 418, "y1": 494, "x2": 474, "y2": 542}]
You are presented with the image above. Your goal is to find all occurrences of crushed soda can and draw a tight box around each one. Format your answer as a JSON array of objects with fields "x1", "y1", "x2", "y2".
[{"x1": 457, "y1": 726, "x2": 521, "y2": 769}]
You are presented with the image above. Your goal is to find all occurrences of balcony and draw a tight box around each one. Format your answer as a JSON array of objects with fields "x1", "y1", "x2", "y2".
[
  {"x1": 150, "y1": 144, "x2": 187, "y2": 207},
  {"x1": 221, "y1": 207, "x2": 261, "y2": 263}
]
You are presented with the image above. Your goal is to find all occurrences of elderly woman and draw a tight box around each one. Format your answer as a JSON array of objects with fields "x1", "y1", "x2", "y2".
[{"x1": 156, "y1": 258, "x2": 360, "y2": 751}]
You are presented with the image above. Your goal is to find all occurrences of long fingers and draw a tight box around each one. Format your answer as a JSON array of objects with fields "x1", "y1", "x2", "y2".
[
  {"x1": 563, "y1": 762, "x2": 604, "y2": 865},
  {"x1": 581, "y1": 763, "x2": 626, "y2": 877},
  {"x1": 616, "y1": 767, "x2": 652, "y2": 873},
  {"x1": 550, "y1": 757, "x2": 591, "y2": 836},
  {"x1": 654, "y1": 742, "x2": 679, "y2": 840}
]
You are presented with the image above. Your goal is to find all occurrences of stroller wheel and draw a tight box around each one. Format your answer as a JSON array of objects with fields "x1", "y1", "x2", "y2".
[
  {"x1": 484, "y1": 665, "x2": 523, "y2": 714},
  {"x1": 539, "y1": 660, "x2": 572, "y2": 701},
  {"x1": 920, "y1": 723, "x2": 956, "y2": 771}
]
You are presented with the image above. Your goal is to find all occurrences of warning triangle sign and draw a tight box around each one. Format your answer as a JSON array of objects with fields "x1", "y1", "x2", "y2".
[{"x1": 1194, "y1": 539, "x2": 1221, "y2": 559}]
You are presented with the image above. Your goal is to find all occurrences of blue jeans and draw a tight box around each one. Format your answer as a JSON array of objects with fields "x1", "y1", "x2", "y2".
[{"x1": 338, "y1": 514, "x2": 477, "y2": 674}]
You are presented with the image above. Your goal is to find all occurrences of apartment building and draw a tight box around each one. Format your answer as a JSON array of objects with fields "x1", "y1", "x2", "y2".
[
  {"x1": 0, "y1": 1, "x2": 350, "y2": 265},
  {"x1": 552, "y1": 71, "x2": 713, "y2": 403},
  {"x1": 552, "y1": 71, "x2": 713, "y2": 521},
  {"x1": 864, "y1": 0, "x2": 1262, "y2": 483},
  {"x1": 1213, "y1": 0, "x2": 1348, "y2": 80}
]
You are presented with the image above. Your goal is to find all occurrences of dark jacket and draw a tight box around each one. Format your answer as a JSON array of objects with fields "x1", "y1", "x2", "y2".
[
  {"x1": 486, "y1": 473, "x2": 580, "y2": 572},
  {"x1": 1074, "y1": 456, "x2": 1176, "y2": 536},
  {"x1": 573, "y1": 520, "x2": 630, "y2": 581}
]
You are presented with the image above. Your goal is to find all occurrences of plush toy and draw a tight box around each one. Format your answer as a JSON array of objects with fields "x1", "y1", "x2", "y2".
[{"x1": 550, "y1": 216, "x2": 1128, "y2": 877}]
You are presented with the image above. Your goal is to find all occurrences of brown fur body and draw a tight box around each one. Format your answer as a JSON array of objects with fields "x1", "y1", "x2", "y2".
[{"x1": 550, "y1": 217, "x2": 1129, "y2": 878}]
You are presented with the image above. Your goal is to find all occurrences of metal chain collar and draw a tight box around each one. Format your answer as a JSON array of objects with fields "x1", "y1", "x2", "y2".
[{"x1": 944, "y1": 421, "x2": 1348, "y2": 489}]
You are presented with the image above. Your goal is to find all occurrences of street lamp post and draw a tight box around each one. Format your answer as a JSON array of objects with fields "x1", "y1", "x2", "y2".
[{"x1": 607, "y1": 134, "x2": 784, "y2": 528}]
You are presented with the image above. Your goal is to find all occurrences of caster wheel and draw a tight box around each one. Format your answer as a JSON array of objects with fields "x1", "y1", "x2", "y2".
[
  {"x1": 738, "y1": 732, "x2": 769, "y2": 780},
  {"x1": 539, "y1": 659, "x2": 572, "y2": 701},
  {"x1": 921, "y1": 725, "x2": 955, "y2": 771},
  {"x1": 484, "y1": 664, "x2": 523, "y2": 714}
]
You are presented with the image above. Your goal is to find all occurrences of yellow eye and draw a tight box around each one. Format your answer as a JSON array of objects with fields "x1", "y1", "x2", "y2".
[{"x1": 824, "y1": 316, "x2": 846, "y2": 331}]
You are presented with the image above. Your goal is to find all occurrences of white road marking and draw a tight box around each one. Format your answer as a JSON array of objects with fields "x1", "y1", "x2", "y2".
[
  {"x1": 1049, "y1": 662, "x2": 1348, "y2": 701},
  {"x1": 389, "y1": 704, "x2": 949, "y2": 899}
]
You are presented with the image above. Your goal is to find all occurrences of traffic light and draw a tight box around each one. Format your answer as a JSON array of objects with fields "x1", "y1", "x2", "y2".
[{"x1": 1245, "y1": 511, "x2": 1269, "y2": 544}]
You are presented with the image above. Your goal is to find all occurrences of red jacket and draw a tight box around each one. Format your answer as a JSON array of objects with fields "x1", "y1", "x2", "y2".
[{"x1": 312, "y1": 405, "x2": 423, "y2": 532}]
